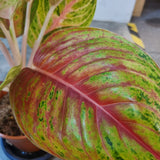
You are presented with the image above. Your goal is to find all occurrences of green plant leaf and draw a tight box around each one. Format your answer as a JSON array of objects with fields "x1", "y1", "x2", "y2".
[
  {"x1": 10, "y1": 27, "x2": 160, "y2": 159},
  {"x1": 27, "y1": 0, "x2": 97, "y2": 47},
  {"x1": 0, "y1": 65, "x2": 21, "y2": 90},
  {"x1": 0, "y1": 0, "x2": 20, "y2": 19},
  {"x1": 49, "y1": 0, "x2": 61, "y2": 5},
  {"x1": 0, "y1": 1, "x2": 26, "y2": 38}
]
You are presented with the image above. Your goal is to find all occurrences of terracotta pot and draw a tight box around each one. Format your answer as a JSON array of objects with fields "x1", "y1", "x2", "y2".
[
  {"x1": 0, "y1": 133, "x2": 39, "y2": 152},
  {"x1": 0, "y1": 87, "x2": 40, "y2": 152}
]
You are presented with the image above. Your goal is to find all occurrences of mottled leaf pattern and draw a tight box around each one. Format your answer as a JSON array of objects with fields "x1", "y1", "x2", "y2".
[
  {"x1": 28, "y1": 0, "x2": 96, "y2": 47},
  {"x1": 10, "y1": 28, "x2": 160, "y2": 160}
]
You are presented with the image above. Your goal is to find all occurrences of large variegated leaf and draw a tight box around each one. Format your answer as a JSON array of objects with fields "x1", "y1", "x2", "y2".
[
  {"x1": 10, "y1": 27, "x2": 160, "y2": 160},
  {"x1": 28, "y1": 0, "x2": 96, "y2": 47}
]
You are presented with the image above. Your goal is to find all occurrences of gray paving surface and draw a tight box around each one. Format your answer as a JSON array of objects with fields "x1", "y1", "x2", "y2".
[{"x1": 132, "y1": 9, "x2": 160, "y2": 67}]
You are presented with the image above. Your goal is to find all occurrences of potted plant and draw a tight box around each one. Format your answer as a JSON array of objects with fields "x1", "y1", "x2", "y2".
[
  {"x1": 1, "y1": 0, "x2": 160, "y2": 160},
  {"x1": 0, "y1": 87, "x2": 41, "y2": 153},
  {"x1": 0, "y1": 0, "x2": 43, "y2": 154},
  {"x1": 0, "y1": 0, "x2": 96, "y2": 156}
]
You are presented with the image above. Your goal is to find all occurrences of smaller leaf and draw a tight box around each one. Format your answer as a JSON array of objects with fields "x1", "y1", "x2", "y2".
[
  {"x1": 49, "y1": 0, "x2": 61, "y2": 6},
  {"x1": 0, "y1": 65, "x2": 21, "y2": 91},
  {"x1": 0, "y1": 0, "x2": 21, "y2": 19}
]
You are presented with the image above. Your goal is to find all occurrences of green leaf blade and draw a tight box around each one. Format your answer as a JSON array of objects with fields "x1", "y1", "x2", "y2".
[
  {"x1": 27, "y1": 0, "x2": 97, "y2": 47},
  {"x1": 0, "y1": 65, "x2": 21, "y2": 90}
]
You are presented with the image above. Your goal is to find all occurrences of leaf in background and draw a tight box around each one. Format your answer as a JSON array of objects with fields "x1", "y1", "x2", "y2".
[
  {"x1": 10, "y1": 28, "x2": 160, "y2": 159},
  {"x1": 0, "y1": 65, "x2": 21, "y2": 91},
  {"x1": 49, "y1": 0, "x2": 61, "y2": 5},
  {"x1": 27, "y1": 0, "x2": 97, "y2": 47},
  {"x1": 0, "y1": 1, "x2": 26, "y2": 38},
  {"x1": 0, "y1": 0, "x2": 20, "y2": 19}
]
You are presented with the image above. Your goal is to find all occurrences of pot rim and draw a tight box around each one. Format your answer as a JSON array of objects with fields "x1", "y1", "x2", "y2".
[{"x1": 0, "y1": 133, "x2": 26, "y2": 140}]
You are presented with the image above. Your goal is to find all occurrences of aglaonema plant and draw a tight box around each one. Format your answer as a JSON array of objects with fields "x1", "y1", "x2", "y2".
[{"x1": 1, "y1": 1, "x2": 160, "y2": 160}]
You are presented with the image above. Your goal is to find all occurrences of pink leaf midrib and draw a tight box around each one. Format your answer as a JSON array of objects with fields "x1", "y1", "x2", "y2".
[
  {"x1": 34, "y1": 66, "x2": 160, "y2": 159},
  {"x1": 46, "y1": 0, "x2": 77, "y2": 34}
]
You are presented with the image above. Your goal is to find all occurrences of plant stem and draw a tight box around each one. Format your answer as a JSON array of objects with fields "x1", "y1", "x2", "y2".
[
  {"x1": 21, "y1": 0, "x2": 33, "y2": 68},
  {"x1": 9, "y1": 18, "x2": 21, "y2": 64},
  {"x1": 0, "y1": 21, "x2": 21, "y2": 65},
  {"x1": 0, "y1": 40, "x2": 15, "y2": 67},
  {"x1": 28, "y1": 0, "x2": 63, "y2": 67}
]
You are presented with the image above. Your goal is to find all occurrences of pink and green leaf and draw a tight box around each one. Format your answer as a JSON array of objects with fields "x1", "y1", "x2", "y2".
[
  {"x1": 10, "y1": 28, "x2": 160, "y2": 159},
  {"x1": 27, "y1": 0, "x2": 97, "y2": 47}
]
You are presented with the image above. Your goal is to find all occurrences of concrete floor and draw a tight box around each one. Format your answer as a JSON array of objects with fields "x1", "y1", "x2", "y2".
[{"x1": 132, "y1": 8, "x2": 160, "y2": 67}]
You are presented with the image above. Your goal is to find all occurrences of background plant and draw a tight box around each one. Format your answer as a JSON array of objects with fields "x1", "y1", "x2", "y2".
[{"x1": 0, "y1": 0, "x2": 96, "y2": 89}]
